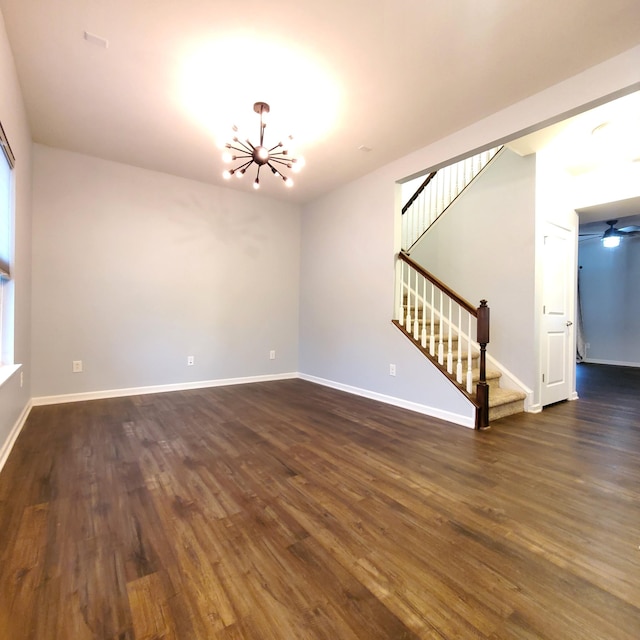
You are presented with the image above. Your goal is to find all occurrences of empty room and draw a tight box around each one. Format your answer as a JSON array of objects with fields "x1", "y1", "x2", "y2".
[{"x1": 1, "y1": 1, "x2": 639, "y2": 638}]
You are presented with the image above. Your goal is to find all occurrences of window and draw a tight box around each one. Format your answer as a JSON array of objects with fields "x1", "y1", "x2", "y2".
[{"x1": 0, "y1": 120, "x2": 15, "y2": 367}]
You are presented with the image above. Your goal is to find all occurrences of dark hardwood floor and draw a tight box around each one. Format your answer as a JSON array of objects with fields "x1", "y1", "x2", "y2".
[{"x1": 1, "y1": 364, "x2": 639, "y2": 639}]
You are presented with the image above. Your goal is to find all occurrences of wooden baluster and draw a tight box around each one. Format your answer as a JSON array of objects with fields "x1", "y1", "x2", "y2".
[
  {"x1": 429, "y1": 282, "x2": 435, "y2": 356},
  {"x1": 466, "y1": 313, "x2": 473, "y2": 393},
  {"x1": 476, "y1": 300, "x2": 490, "y2": 429},
  {"x1": 447, "y1": 297, "x2": 453, "y2": 374},
  {"x1": 456, "y1": 305, "x2": 463, "y2": 383},
  {"x1": 404, "y1": 265, "x2": 411, "y2": 330},
  {"x1": 421, "y1": 276, "x2": 427, "y2": 348},
  {"x1": 418, "y1": 195, "x2": 423, "y2": 243},
  {"x1": 438, "y1": 289, "x2": 444, "y2": 365},
  {"x1": 413, "y1": 270, "x2": 420, "y2": 340}
]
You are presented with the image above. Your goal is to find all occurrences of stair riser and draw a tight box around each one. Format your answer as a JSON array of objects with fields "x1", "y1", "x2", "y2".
[{"x1": 489, "y1": 399, "x2": 525, "y2": 422}]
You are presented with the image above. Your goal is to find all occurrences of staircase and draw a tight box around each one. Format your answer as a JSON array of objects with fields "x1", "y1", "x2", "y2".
[
  {"x1": 395, "y1": 148, "x2": 527, "y2": 429},
  {"x1": 393, "y1": 313, "x2": 526, "y2": 423}
]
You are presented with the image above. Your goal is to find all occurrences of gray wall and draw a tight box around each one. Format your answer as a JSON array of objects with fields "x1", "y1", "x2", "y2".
[
  {"x1": 31, "y1": 145, "x2": 301, "y2": 397},
  {"x1": 0, "y1": 10, "x2": 32, "y2": 455},
  {"x1": 299, "y1": 167, "x2": 474, "y2": 423},
  {"x1": 579, "y1": 234, "x2": 640, "y2": 366},
  {"x1": 410, "y1": 149, "x2": 537, "y2": 390}
]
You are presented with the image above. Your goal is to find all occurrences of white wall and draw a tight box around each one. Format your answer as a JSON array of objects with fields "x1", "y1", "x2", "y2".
[
  {"x1": 410, "y1": 149, "x2": 537, "y2": 391},
  {"x1": 578, "y1": 234, "x2": 640, "y2": 366},
  {"x1": 31, "y1": 146, "x2": 300, "y2": 398},
  {"x1": 0, "y1": 10, "x2": 32, "y2": 464},
  {"x1": 299, "y1": 46, "x2": 640, "y2": 423}
]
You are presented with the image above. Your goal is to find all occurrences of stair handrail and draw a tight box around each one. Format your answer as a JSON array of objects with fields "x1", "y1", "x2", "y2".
[
  {"x1": 401, "y1": 171, "x2": 437, "y2": 215},
  {"x1": 398, "y1": 251, "x2": 476, "y2": 315},
  {"x1": 397, "y1": 251, "x2": 490, "y2": 429}
]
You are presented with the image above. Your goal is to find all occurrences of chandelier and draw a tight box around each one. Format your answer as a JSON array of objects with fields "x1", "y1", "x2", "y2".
[{"x1": 222, "y1": 102, "x2": 304, "y2": 190}]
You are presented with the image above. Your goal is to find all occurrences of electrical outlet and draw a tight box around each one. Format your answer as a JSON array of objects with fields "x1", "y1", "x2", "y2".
[
  {"x1": 269, "y1": 350, "x2": 276, "y2": 360},
  {"x1": 187, "y1": 356, "x2": 195, "y2": 366},
  {"x1": 389, "y1": 364, "x2": 396, "y2": 376},
  {"x1": 72, "y1": 360, "x2": 83, "y2": 373}
]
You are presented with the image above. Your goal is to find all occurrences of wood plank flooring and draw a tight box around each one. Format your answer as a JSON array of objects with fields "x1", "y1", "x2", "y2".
[{"x1": 1, "y1": 364, "x2": 639, "y2": 639}]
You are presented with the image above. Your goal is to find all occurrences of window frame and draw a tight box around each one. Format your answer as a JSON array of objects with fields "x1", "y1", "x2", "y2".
[
  {"x1": 0, "y1": 119, "x2": 15, "y2": 280},
  {"x1": 0, "y1": 119, "x2": 15, "y2": 371}
]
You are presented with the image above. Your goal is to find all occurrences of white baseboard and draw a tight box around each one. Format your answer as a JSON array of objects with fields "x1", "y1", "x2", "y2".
[
  {"x1": 298, "y1": 373, "x2": 475, "y2": 429},
  {"x1": 31, "y1": 370, "x2": 475, "y2": 429},
  {"x1": 0, "y1": 399, "x2": 33, "y2": 474},
  {"x1": 32, "y1": 372, "x2": 298, "y2": 406},
  {"x1": 582, "y1": 358, "x2": 640, "y2": 368}
]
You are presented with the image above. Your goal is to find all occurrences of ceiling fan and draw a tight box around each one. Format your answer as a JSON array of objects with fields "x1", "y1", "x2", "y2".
[{"x1": 580, "y1": 219, "x2": 640, "y2": 247}]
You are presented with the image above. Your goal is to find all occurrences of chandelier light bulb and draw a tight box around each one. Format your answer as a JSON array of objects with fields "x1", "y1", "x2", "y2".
[
  {"x1": 222, "y1": 170, "x2": 232, "y2": 179},
  {"x1": 222, "y1": 151, "x2": 232, "y2": 163},
  {"x1": 253, "y1": 179, "x2": 260, "y2": 190},
  {"x1": 285, "y1": 177, "x2": 294, "y2": 187}
]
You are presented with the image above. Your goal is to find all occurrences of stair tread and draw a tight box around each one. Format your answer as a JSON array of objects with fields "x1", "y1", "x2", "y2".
[{"x1": 488, "y1": 387, "x2": 527, "y2": 407}]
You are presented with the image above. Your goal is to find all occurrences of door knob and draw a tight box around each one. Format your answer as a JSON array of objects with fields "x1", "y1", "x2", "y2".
[{"x1": 566, "y1": 320, "x2": 573, "y2": 327}]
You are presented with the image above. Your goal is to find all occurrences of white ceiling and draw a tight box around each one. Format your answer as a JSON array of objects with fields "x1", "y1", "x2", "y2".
[{"x1": 1, "y1": 0, "x2": 640, "y2": 203}]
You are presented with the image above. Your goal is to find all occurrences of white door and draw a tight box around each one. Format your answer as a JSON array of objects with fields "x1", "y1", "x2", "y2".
[{"x1": 541, "y1": 223, "x2": 575, "y2": 406}]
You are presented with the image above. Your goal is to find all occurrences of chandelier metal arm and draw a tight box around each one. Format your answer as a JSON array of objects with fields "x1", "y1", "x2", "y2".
[
  {"x1": 225, "y1": 140, "x2": 253, "y2": 154},
  {"x1": 267, "y1": 162, "x2": 285, "y2": 178},
  {"x1": 234, "y1": 159, "x2": 254, "y2": 174},
  {"x1": 226, "y1": 144, "x2": 252, "y2": 156},
  {"x1": 268, "y1": 158, "x2": 293, "y2": 167},
  {"x1": 231, "y1": 138, "x2": 253, "y2": 154}
]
